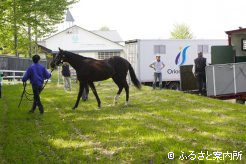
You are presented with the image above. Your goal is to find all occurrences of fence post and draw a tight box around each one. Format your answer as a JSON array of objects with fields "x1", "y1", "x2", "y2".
[{"x1": 13, "y1": 71, "x2": 16, "y2": 84}]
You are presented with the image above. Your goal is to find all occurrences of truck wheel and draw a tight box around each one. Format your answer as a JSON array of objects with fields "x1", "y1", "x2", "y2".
[
  {"x1": 168, "y1": 82, "x2": 180, "y2": 90},
  {"x1": 236, "y1": 99, "x2": 245, "y2": 104}
]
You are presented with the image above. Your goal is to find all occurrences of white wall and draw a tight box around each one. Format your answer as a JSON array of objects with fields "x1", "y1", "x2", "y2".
[
  {"x1": 78, "y1": 52, "x2": 97, "y2": 59},
  {"x1": 127, "y1": 39, "x2": 227, "y2": 82},
  {"x1": 43, "y1": 26, "x2": 124, "y2": 52}
]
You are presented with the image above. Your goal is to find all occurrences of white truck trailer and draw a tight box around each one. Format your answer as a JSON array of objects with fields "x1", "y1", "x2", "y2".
[{"x1": 125, "y1": 39, "x2": 227, "y2": 89}]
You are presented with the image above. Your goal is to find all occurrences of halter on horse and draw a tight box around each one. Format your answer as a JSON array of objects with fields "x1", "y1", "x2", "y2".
[{"x1": 51, "y1": 48, "x2": 141, "y2": 109}]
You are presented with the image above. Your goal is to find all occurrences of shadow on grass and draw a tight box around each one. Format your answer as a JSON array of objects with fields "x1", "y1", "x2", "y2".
[{"x1": 1, "y1": 83, "x2": 246, "y2": 163}]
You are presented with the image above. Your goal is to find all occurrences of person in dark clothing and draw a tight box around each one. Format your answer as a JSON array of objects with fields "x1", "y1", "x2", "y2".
[
  {"x1": 193, "y1": 52, "x2": 207, "y2": 95},
  {"x1": 62, "y1": 63, "x2": 88, "y2": 100},
  {"x1": 22, "y1": 55, "x2": 51, "y2": 114},
  {"x1": 61, "y1": 62, "x2": 72, "y2": 91}
]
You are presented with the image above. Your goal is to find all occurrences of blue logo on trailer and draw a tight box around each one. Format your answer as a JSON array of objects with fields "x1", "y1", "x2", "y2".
[{"x1": 175, "y1": 46, "x2": 190, "y2": 65}]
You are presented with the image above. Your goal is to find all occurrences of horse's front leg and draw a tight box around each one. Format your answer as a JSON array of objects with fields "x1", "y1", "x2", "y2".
[
  {"x1": 82, "y1": 84, "x2": 89, "y2": 101},
  {"x1": 88, "y1": 82, "x2": 101, "y2": 108},
  {"x1": 72, "y1": 82, "x2": 85, "y2": 109}
]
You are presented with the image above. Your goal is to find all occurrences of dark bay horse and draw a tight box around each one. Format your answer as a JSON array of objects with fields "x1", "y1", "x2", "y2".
[{"x1": 51, "y1": 48, "x2": 141, "y2": 109}]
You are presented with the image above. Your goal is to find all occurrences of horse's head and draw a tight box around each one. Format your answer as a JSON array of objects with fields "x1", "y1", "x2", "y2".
[{"x1": 50, "y1": 48, "x2": 66, "y2": 69}]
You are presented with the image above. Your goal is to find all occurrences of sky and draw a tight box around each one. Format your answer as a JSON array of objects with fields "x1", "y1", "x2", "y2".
[{"x1": 63, "y1": 0, "x2": 246, "y2": 41}]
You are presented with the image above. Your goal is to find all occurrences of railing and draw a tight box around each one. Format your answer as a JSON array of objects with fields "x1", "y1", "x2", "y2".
[{"x1": 0, "y1": 70, "x2": 25, "y2": 85}]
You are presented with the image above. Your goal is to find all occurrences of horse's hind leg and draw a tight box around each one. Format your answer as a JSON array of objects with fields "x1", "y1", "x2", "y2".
[
  {"x1": 73, "y1": 82, "x2": 85, "y2": 109},
  {"x1": 123, "y1": 81, "x2": 129, "y2": 106},
  {"x1": 114, "y1": 85, "x2": 123, "y2": 105},
  {"x1": 88, "y1": 82, "x2": 101, "y2": 108},
  {"x1": 112, "y1": 77, "x2": 123, "y2": 105}
]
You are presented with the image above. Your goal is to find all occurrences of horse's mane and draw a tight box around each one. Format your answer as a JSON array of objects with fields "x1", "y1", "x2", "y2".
[{"x1": 64, "y1": 50, "x2": 96, "y2": 61}]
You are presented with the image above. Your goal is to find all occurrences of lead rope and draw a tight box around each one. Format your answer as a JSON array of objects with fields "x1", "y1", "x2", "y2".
[
  {"x1": 40, "y1": 68, "x2": 54, "y2": 92},
  {"x1": 18, "y1": 68, "x2": 54, "y2": 108}
]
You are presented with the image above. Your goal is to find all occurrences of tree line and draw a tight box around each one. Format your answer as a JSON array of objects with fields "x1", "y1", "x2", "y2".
[{"x1": 0, "y1": 0, "x2": 79, "y2": 57}]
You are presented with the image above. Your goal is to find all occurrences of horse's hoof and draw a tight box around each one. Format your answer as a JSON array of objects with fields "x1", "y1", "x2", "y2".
[
  {"x1": 72, "y1": 107, "x2": 76, "y2": 110},
  {"x1": 82, "y1": 97, "x2": 88, "y2": 101},
  {"x1": 124, "y1": 101, "x2": 129, "y2": 106}
]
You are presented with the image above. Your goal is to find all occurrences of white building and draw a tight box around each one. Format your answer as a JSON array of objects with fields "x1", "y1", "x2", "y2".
[{"x1": 39, "y1": 25, "x2": 125, "y2": 59}]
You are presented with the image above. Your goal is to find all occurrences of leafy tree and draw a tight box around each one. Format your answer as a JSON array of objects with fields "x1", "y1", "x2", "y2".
[
  {"x1": 0, "y1": 0, "x2": 79, "y2": 57},
  {"x1": 99, "y1": 26, "x2": 110, "y2": 31},
  {"x1": 170, "y1": 23, "x2": 193, "y2": 39}
]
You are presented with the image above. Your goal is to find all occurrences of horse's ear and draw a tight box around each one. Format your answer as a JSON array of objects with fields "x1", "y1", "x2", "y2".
[{"x1": 58, "y1": 47, "x2": 62, "y2": 51}]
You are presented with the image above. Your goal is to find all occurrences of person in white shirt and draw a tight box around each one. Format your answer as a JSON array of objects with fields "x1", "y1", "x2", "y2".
[{"x1": 149, "y1": 54, "x2": 165, "y2": 89}]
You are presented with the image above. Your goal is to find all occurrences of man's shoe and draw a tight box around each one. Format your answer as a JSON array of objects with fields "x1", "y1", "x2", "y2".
[
  {"x1": 39, "y1": 107, "x2": 44, "y2": 114},
  {"x1": 28, "y1": 110, "x2": 34, "y2": 113}
]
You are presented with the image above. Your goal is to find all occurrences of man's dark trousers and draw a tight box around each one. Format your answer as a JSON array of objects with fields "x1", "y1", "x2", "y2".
[
  {"x1": 197, "y1": 72, "x2": 206, "y2": 95},
  {"x1": 30, "y1": 85, "x2": 44, "y2": 113}
]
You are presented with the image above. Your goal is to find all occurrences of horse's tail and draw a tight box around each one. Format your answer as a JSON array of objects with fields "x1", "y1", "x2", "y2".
[{"x1": 129, "y1": 63, "x2": 141, "y2": 89}]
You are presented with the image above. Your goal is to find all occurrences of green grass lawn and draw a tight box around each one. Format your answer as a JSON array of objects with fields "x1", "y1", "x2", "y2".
[{"x1": 0, "y1": 74, "x2": 246, "y2": 163}]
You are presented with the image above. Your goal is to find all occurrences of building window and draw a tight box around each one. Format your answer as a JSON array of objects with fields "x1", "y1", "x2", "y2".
[
  {"x1": 98, "y1": 51, "x2": 120, "y2": 59},
  {"x1": 241, "y1": 38, "x2": 246, "y2": 51},
  {"x1": 71, "y1": 34, "x2": 79, "y2": 43},
  {"x1": 154, "y1": 45, "x2": 166, "y2": 54},
  {"x1": 198, "y1": 45, "x2": 209, "y2": 54}
]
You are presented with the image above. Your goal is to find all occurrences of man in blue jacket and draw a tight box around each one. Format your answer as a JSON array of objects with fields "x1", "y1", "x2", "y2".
[{"x1": 22, "y1": 55, "x2": 51, "y2": 114}]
